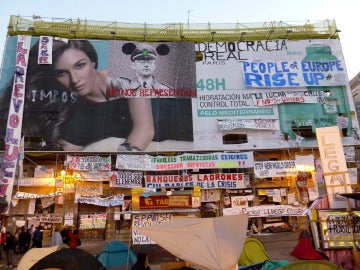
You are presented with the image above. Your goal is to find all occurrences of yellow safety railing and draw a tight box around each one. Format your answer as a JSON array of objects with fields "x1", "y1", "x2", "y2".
[{"x1": 7, "y1": 15, "x2": 340, "y2": 42}]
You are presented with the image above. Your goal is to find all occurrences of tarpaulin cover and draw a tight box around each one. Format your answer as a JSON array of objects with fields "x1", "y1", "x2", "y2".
[{"x1": 137, "y1": 214, "x2": 249, "y2": 270}]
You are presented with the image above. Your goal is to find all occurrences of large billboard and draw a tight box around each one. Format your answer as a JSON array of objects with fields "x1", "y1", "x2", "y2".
[
  {"x1": 0, "y1": 36, "x2": 358, "y2": 153},
  {"x1": 194, "y1": 39, "x2": 359, "y2": 150}
]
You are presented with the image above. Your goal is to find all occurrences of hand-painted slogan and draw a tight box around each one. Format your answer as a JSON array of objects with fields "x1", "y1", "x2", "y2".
[
  {"x1": 79, "y1": 213, "x2": 107, "y2": 229},
  {"x1": 223, "y1": 204, "x2": 307, "y2": 217},
  {"x1": 13, "y1": 191, "x2": 63, "y2": 199},
  {"x1": 218, "y1": 119, "x2": 279, "y2": 130},
  {"x1": 254, "y1": 160, "x2": 297, "y2": 178},
  {"x1": 132, "y1": 213, "x2": 172, "y2": 244},
  {"x1": 318, "y1": 210, "x2": 360, "y2": 248},
  {"x1": 251, "y1": 90, "x2": 324, "y2": 106},
  {"x1": 109, "y1": 171, "x2": 143, "y2": 188},
  {"x1": 116, "y1": 152, "x2": 254, "y2": 171},
  {"x1": 37, "y1": 36, "x2": 53, "y2": 64},
  {"x1": 243, "y1": 60, "x2": 347, "y2": 88},
  {"x1": 145, "y1": 173, "x2": 245, "y2": 189},
  {"x1": 75, "y1": 181, "x2": 103, "y2": 196},
  {"x1": 16, "y1": 177, "x2": 56, "y2": 186},
  {"x1": 66, "y1": 155, "x2": 111, "y2": 171},
  {"x1": 75, "y1": 194, "x2": 124, "y2": 207},
  {"x1": 72, "y1": 170, "x2": 110, "y2": 181},
  {"x1": 1, "y1": 35, "x2": 31, "y2": 214},
  {"x1": 28, "y1": 214, "x2": 63, "y2": 224}
]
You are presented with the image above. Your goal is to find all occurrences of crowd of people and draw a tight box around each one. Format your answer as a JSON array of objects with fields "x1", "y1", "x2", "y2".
[{"x1": 0, "y1": 224, "x2": 81, "y2": 269}]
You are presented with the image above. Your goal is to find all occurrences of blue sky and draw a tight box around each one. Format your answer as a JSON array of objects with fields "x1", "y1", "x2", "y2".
[{"x1": 1, "y1": 0, "x2": 360, "y2": 78}]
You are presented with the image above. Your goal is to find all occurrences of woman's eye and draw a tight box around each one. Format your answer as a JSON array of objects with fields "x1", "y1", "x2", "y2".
[
  {"x1": 75, "y1": 62, "x2": 86, "y2": 70},
  {"x1": 56, "y1": 71, "x2": 65, "y2": 77}
]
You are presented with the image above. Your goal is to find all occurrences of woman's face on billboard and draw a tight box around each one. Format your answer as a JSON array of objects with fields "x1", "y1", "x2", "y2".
[{"x1": 54, "y1": 48, "x2": 97, "y2": 97}]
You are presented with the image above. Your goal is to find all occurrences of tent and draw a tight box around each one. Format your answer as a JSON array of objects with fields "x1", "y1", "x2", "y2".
[
  {"x1": 17, "y1": 244, "x2": 67, "y2": 270},
  {"x1": 282, "y1": 260, "x2": 342, "y2": 270},
  {"x1": 290, "y1": 229, "x2": 326, "y2": 260},
  {"x1": 238, "y1": 237, "x2": 271, "y2": 266},
  {"x1": 137, "y1": 214, "x2": 249, "y2": 270},
  {"x1": 29, "y1": 248, "x2": 107, "y2": 270},
  {"x1": 96, "y1": 240, "x2": 137, "y2": 270}
]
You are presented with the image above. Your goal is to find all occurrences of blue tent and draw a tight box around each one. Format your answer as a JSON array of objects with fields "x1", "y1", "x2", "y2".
[{"x1": 96, "y1": 240, "x2": 137, "y2": 270}]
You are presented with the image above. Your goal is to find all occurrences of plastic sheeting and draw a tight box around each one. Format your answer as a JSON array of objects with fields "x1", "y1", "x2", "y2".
[{"x1": 137, "y1": 214, "x2": 249, "y2": 270}]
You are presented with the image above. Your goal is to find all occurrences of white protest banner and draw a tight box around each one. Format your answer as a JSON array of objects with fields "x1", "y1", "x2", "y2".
[
  {"x1": 17, "y1": 177, "x2": 55, "y2": 186},
  {"x1": 37, "y1": 36, "x2": 53, "y2": 64},
  {"x1": 116, "y1": 154, "x2": 152, "y2": 170},
  {"x1": 145, "y1": 172, "x2": 245, "y2": 189},
  {"x1": 34, "y1": 166, "x2": 55, "y2": 178},
  {"x1": 109, "y1": 171, "x2": 143, "y2": 188},
  {"x1": 29, "y1": 214, "x2": 63, "y2": 224},
  {"x1": 132, "y1": 213, "x2": 173, "y2": 244},
  {"x1": 76, "y1": 181, "x2": 103, "y2": 196},
  {"x1": 251, "y1": 90, "x2": 324, "y2": 106},
  {"x1": 66, "y1": 155, "x2": 111, "y2": 171},
  {"x1": 1, "y1": 35, "x2": 31, "y2": 214},
  {"x1": 254, "y1": 160, "x2": 297, "y2": 178},
  {"x1": 79, "y1": 213, "x2": 107, "y2": 229},
  {"x1": 223, "y1": 205, "x2": 308, "y2": 217},
  {"x1": 72, "y1": 170, "x2": 110, "y2": 181},
  {"x1": 117, "y1": 152, "x2": 254, "y2": 171},
  {"x1": 75, "y1": 194, "x2": 124, "y2": 207},
  {"x1": 218, "y1": 119, "x2": 279, "y2": 130},
  {"x1": 13, "y1": 191, "x2": 63, "y2": 199}
]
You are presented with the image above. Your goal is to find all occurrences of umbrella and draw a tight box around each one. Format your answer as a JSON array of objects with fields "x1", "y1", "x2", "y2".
[
  {"x1": 29, "y1": 248, "x2": 107, "y2": 270},
  {"x1": 17, "y1": 245, "x2": 60, "y2": 270},
  {"x1": 137, "y1": 214, "x2": 249, "y2": 270}
]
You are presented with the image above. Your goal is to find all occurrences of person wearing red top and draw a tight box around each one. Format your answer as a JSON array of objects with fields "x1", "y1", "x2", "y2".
[{"x1": 68, "y1": 229, "x2": 79, "y2": 249}]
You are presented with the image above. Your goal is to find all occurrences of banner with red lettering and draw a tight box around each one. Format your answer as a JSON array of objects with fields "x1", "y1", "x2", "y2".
[
  {"x1": 116, "y1": 152, "x2": 254, "y2": 171},
  {"x1": 66, "y1": 155, "x2": 112, "y2": 171},
  {"x1": 145, "y1": 172, "x2": 247, "y2": 189},
  {"x1": 1, "y1": 35, "x2": 31, "y2": 214},
  {"x1": 109, "y1": 171, "x2": 143, "y2": 188}
]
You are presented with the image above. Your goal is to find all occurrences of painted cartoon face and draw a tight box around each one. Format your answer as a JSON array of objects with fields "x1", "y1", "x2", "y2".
[
  {"x1": 132, "y1": 59, "x2": 156, "y2": 77},
  {"x1": 54, "y1": 49, "x2": 97, "y2": 97}
]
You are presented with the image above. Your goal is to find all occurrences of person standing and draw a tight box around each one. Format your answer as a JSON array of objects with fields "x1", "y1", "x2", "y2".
[
  {"x1": 60, "y1": 224, "x2": 71, "y2": 245},
  {"x1": 68, "y1": 228, "x2": 79, "y2": 249},
  {"x1": 131, "y1": 252, "x2": 151, "y2": 270},
  {"x1": 0, "y1": 226, "x2": 6, "y2": 261},
  {"x1": 31, "y1": 226, "x2": 43, "y2": 248},
  {"x1": 3, "y1": 231, "x2": 15, "y2": 268},
  {"x1": 50, "y1": 226, "x2": 63, "y2": 247},
  {"x1": 18, "y1": 226, "x2": 31, "y2": 254}
]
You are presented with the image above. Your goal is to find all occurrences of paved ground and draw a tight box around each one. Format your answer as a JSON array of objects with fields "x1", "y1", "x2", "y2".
[{"x1": 0, "y1": 231, "x2": 302, "y2": 269}]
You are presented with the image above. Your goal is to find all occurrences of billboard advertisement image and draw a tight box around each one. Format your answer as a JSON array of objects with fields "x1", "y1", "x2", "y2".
[{"x1": 0, "y1": 36, "x2": 358, "y2": 152}]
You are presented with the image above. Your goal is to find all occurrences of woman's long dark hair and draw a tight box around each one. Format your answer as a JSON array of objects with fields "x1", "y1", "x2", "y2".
[{"x1": 0, "y1": 38, "x2": 99, "y2": 150}]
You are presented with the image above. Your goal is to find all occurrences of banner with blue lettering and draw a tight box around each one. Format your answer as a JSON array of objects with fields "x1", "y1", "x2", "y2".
[{"x1": 194, "y1": 39, "x2": 359, "y2": 150}]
